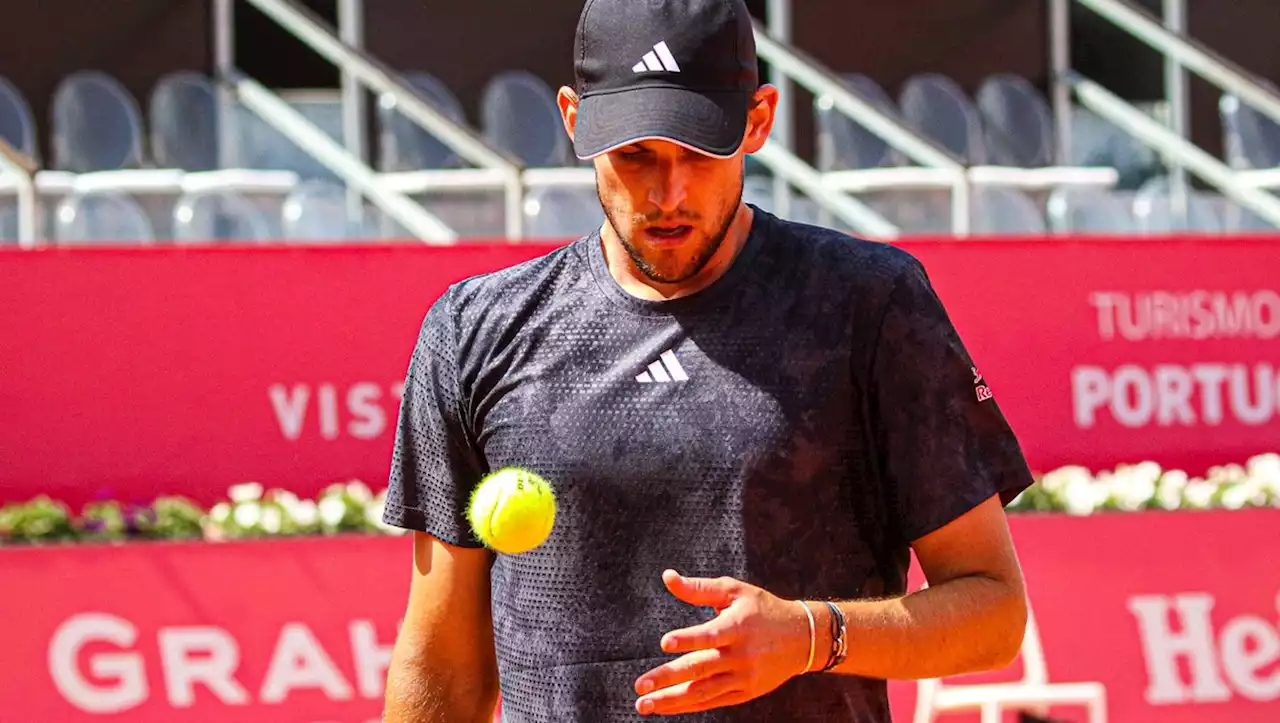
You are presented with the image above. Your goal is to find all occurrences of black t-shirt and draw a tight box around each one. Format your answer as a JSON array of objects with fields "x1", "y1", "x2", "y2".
[{"x1": 383, "y1": 206, "x2": 1034, "y2": 722}]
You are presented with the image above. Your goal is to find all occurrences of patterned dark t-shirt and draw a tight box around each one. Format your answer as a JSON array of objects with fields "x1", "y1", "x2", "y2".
[{"x1": 383, "y1": 206, "x2": 1034, "y2": 722}]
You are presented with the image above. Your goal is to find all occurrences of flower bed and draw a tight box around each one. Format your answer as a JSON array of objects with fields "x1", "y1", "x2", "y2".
[{"x1": 2, "y1": 454, "x2": 1277, "y2": 545}]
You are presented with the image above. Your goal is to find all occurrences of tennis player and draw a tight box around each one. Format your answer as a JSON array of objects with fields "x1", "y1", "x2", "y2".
[{"x1": 380, "y1": 0, "x2": 1034, "y2": 720}]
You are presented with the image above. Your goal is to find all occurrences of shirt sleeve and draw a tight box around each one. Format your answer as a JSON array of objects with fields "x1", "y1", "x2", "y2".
[
  {"x1": 869, "y1": 256, "x2": 1034, "y2": 543},
  {"x1": 381, "y1": 287, "x2": 487, "y2": 547}
]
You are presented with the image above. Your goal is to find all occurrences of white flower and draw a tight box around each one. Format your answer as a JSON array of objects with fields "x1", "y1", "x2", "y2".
[
  {"x1": 210, "y1": 502, "x2": 231, "y2": 524},
  {"x1": 346, "y1": 481, "x2": 374, "y2": 504},
  {"x1": 233, "y1": 502, "x2": 262, "y2": 528},
  {"x1": 291, "y1": 500, "x2": 319, "y2": 527},
  {"x1": 1062, "y1": 476, "x2": 1098, "y2": 516},
  {"x1": 260, "y1": 505, "x2": 283, "y2": 534},
  {"x1": 228, "y1": 482, "x2": 264, "y2": 503},
  {"x1": 1183, "y1": 481, "x2": 1216, "y2": 509},
  {"x1": 1154, "y1": 471, "x2": 1188, "y2": 511},
  {"x1": 319, "y1": 497, "x2": 347, "y2": 527},
  {"x1": 1040, "y1": 466, "x2": 1092, "y2": 494},
  {"x1": 272, "y1": 490, "x2": 301, "y2": 512}
]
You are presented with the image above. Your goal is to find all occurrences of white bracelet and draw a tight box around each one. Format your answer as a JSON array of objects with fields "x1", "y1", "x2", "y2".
[{"x1": 799, "y1": 600, "x2": 816, "y2": 674}]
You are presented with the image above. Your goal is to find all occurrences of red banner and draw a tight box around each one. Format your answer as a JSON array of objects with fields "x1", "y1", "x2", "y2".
[
  {"x1": 0, "y1": 510, "x2": 1275, "y2": 721},
  {"x1": 1, "y1": 236, "x2": 1278, "y2": 507}
]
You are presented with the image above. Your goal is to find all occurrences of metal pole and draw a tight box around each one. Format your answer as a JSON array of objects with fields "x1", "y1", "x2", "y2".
[
  {"x1": 338, "y1": 0, "x2": 366, "y2": 229},
  {"x1": 1164, "y1": 0, "x2": 1189, "y2": 225},
  {"x1": 766, "y1": 0, "x2": 793, "y2": 220},
  {"x1": 1050, "y1": 0, "x2": 1072, "y2": 165},
  {"x1": 213, "y1": 0, "x2": 236, "y2": 170}
]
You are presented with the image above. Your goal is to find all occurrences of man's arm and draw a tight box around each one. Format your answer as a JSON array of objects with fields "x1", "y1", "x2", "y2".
[
  {"x1": 384, "y1": 532, "x2": 499, "y2": 723},
  {"x1": 630, "y1": 497, "x2": 1027, "y2": 716},
  {"x1": 811, "y1": 494, "x2": 1027, "y2": 680}
]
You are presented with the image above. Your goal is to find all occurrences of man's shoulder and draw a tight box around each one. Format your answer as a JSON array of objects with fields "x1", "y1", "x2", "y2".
[
  {"x1": 436, "y1": 236, "x2": 591, "y2": 327},
  {"x1": 758, "y1": 211, "x2": 924, "y2": 294}
]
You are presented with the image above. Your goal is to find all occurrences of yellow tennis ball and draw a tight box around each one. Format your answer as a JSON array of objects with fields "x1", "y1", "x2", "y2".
[{"x1": 467, "y1": 467, "x2": 556, "y2": 554}]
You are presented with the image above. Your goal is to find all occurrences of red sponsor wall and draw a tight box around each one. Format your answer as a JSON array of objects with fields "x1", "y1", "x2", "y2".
[
  {"x1": 2, "y1": 237, "x2": 1278, "y2": 507},
  {"x1": 0, "y1": 510, "x2": 1275, "y2": 721}
]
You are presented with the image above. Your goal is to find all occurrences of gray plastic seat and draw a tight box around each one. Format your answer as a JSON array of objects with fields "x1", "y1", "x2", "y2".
[
  {"x1": 815, "y1": 74, "x2": 899, "y2": 170},
  {"x1": 230, "y1": 95, "x2": 340, "y2": 180},
  {"x1": 55, "y1": 192, "x2": 155, "y2": 243},
  {"x1": 976, "y1": 74, "x2": 1053, "y2": 167},
  {"x1": 899, "y1": 73, "x2": 986, "y2": 164},
  {"x1": 379, "y1": 72, "x2": 468, "y2": 171},
  {"x1": 1047, "y1": 189, "x2": 1140, "y2": 234},
  {"x1": 1069, "y1": 106, "x2": 1159, "y2": 188},
  {"x1": 1220, "y1": 85, "x2": 1280, "y2": 170},
  {"x1": 1132, "y1": 177, "x2": 1224, "y2": 233},
  {"x1": 865, "y1": 190, "x2": 953, "y2": 236},
  {"x1": 281, "y1": 180, "x2": 377, "y2": 241},
  {"x1": 742, "y1": 175, "x2": 778, "y2": 213},
  {"x1": 0, "y1": 204, "x2": 17, "y2": 244},
  {"x1": 172, "y1": 190, "x2": 275, "y2": 243},
  {"x1": 0, "y1": 76, "x2": 37, "y2": 160},
  {"x1": 151, "y1": 71, "x2": 220, "y2": 171},
  {"x1": 51, "y1": 71, "x2": 144, "y2": 172},
  {"x1": 971, "y1": 188, "x2": 1046, "y2": 235},
  {"x1": 481, "y1": 71, "x2": 570, "y2": 167},
  {"x1": 522, "y1": 185, "x2": 603, "y2": 239}
]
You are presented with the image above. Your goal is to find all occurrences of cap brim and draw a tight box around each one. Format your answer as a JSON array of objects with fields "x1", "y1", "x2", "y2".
[{"x1": 573, "y1": 86, "x2": 749, "y2": 160}]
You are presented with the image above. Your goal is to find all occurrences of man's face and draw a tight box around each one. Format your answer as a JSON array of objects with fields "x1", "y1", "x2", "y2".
[
  {"x1": 593, "y1": 140, "x2": 743, "y2": 284},
  {"x1": 558, "y1": 87, "x2": 779, "y2": 285}
]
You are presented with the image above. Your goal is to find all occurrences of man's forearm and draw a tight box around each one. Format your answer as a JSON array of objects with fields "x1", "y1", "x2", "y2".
[
  {"x1": 809, "y1": 574, "x2": 1026, "y2": 681},
  {"x1": 384, "y1": 647, "x2": 498, "y2": 723}
]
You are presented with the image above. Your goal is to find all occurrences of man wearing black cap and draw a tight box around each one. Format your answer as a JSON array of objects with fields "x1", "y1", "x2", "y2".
[{"x1": 381, "y1": 0, "x2": 1035, "y2": 720}]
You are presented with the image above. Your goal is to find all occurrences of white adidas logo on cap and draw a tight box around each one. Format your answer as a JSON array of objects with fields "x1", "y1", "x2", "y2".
[{"x1": 632, "y1": 41, "x2": 681, "y2": 73}]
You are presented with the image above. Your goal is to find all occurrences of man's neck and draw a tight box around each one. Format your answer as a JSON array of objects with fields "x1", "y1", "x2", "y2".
[{"x1": 601, "y1": 203, "x2": 754, "y2": 303}]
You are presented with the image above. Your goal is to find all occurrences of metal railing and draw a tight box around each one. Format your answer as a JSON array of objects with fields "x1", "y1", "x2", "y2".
[
  {"x1": 1066, "y1": 72, "x2": 1280, "y2": 227},
  {"x1": 751, "y1": 20, "x2": 973, "y2": 235},
  {"x1": 0, "y1": 139, "x2": 38, "y2": 248},
  {"x1": 218, "y1": 0, "x2": 529, "y2": 239},
  {"x1": 1052, "y1": 0, "x2": 1280, "y2": 220},
  {"x1": 228, "y1": 71, "x2": 458, "y2": 242}
]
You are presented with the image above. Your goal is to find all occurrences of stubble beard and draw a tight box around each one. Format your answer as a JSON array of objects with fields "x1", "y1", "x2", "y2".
[{"x1": 598, "y1": 179, "x2": 743, "y2": 285}]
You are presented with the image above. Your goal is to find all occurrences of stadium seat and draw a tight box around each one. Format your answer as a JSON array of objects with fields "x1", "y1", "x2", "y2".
[
  {"x1": 522, "y1": 185, "x2": 603, "y2": 239},
  {"x1": 1068, "y1": 106, "x2": 1160, "y2": 189},
  {"x1": 1046, "y1": 189, "x2": 1140, "y2": 234},
  {"x1": 150, "y1": 71, "x2": 220, "y2": 172},
  {"x1": 1132, "y1": 176, "x2": 1225, "y2": 233},
  {"x1": 481, "y1": 70, "x2": 572, "y2": 167},
  {"x1": 971, "y1": 187, "x2": 1046, "y2": 235},
  {"x1": 51, "y1": 71, "x2": 145, "y2": 172},
  {"x1": 0, "y1": 203, "x2": 17, "y2": 243},
  {"x1": 230, "y1": 94, "x2": 341, "y2": 180},
  {"x1": 55, "y1": 191, "x2": 155, "y2": 243},
  {"x1": 378, "y1": 72, "x2": 468, "y2": 171},
  {"x1": 172, "y1": 189, "x2": 277, "y2": 243},
  {"x1": 0, "y1": 76, "x2": 37, "y2": 161},
  {"x1": 1220, "y1": 83, "x2": 1280, "y2": 170},
  {"x1": 899, "y1": 73, "x2": 988, "y2": 164},
  {"x1": 976, "y1": 74, "x2": 1054, "y2": 168},
  {"x1": 282, "y1": 179, "x2": 379, "y2": 241},
  {"x1": 815, "y1": 74, "x2": 901, "y2": 170}
]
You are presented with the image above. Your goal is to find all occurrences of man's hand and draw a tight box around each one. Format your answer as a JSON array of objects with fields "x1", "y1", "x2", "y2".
[{"x1": 633, "y1": 570, "x2": 811, "y2": 716}]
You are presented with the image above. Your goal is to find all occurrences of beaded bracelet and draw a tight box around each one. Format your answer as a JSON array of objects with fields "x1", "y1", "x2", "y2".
[{"x1": 820, "y1": 601, "x2": 848, "y2": 672}]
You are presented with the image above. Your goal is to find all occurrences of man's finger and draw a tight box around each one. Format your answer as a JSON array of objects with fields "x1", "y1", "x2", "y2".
[
  {"x1": 658, "y1": 613, "x2": 741, "y2": 654},
  {"x1": 662, "y1": 570, "x2": 743, "y2": 609},
  {"x1": 634, "y1": 647, "x2": 732, "y2": 696},
  {"x1": 635, "y1": 672, "x2": 740, "y2": 716}
]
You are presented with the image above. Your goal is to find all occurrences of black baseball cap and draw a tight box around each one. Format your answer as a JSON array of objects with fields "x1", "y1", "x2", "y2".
[{"x1": 571, "y1": 0, "x2": 759, "y2": 160}]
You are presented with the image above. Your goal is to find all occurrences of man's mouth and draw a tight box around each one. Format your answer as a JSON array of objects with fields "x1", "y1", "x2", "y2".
[{"x1": 643, "y1": 225, "x2": 693, "y2": 245}]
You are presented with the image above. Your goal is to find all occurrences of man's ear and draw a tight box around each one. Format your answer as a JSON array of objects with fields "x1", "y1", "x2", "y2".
[
  {"x1": 557, "y1": 86, "x2": 580, "y2": 142},
  {"x1": 740, "y1": 85, "x2": 779, "y2": 155}
]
